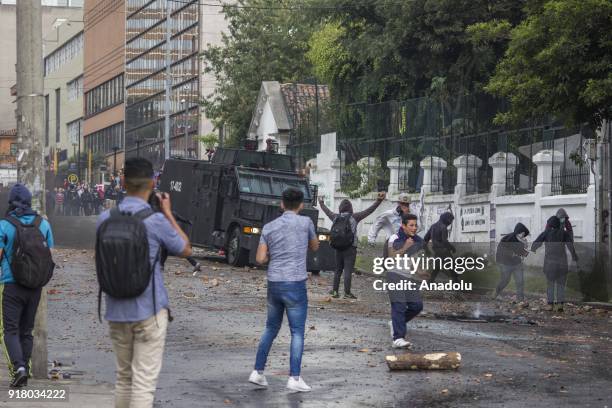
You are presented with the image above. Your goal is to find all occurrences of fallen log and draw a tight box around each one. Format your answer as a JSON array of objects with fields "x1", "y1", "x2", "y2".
[{"x1": 385, "y1": 352, "x2": 461, "y2": 370}]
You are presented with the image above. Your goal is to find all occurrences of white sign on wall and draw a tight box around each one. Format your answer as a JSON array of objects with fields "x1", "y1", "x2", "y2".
[{"x1": 460, "y1": 204, "x2": 489, "y2": 232}]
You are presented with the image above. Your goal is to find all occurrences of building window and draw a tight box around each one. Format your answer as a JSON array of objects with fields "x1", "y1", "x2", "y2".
[
  {"x1": 55, "y1": 88, "x2": 61, "y2": 143},
  {"x1": 67, "y1": 118, "x2": 83, "y2": 145},
  {"x1": 85, "y1": 74, "x2": 124, "y2": 117},
  {"x1": 44, "y1": 32, "x2": 84, "y2": 77},
  {"x1": 84, "y1": 122, "x2": 124, "y2": 155},
  {"x1": 9, "y1": 143, "x2": 18, "y2": 156},
  {"x1": 44, "y1": 94, "x2": 50, "y2": 147},
  {"x1": 67, "y1": 75, "x2": 83, "y2": 102}
]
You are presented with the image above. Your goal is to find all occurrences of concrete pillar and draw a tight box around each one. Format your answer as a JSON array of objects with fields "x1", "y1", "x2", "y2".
[
  {"x1": 387, "y1": 157, "x2": 412, "y2": 195},
  {"x1": 453, "y1": 154, "x2": 482, "y2": 196},
  {"x1": 532, "y1": 149, "x2": 563, "y2": 197},
  {"x1": 420, "y1": 156, "x2": 446, "y2": 194},
  {"x1": 488, "y1": 152, "x2": 518, "y2": 197}
]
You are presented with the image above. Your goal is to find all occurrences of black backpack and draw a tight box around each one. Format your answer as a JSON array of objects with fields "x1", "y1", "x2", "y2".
[
  {"x1": 3, "y1": 216, "x2": 55, "y2": 289},
  {"x1": 95, "y1": 208, "x2": 159, "y2": 319},
  {"x1": 330, "y1": 214, "x2": 355, "y2": 250}
]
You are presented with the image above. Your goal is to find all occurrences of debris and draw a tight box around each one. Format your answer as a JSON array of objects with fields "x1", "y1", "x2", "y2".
[
  {"x1": 441, "y1": 389, "x2": 449, "y2": 395},
  {"x1": 309, "y1": 325, "x2": 316, "y2": 331},
  {"x1": 484, "y1": 373, "x2": 493, "y2": 378},
  {"x1": 211, "y1": 278, "x2": 219, "y2": 287},
  {"x1": 182, "y1": 292, "x2": 196, "y2": 299},
  {"x1": 358, "y1": 348, "x2": 370, "y2": 353},
  {"x1": 386, "y1": 352, "x2": 461, "y2": 370}
]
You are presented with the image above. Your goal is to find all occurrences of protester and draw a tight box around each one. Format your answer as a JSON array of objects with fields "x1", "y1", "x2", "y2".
[
  {"x1": 531, "y1": 216, "x2": 578, "y2": 312},
  {"x1": 423, "y1": 212, "x2": 457, "y2": 283},
  {"x1": 367, "y1": 193, "x2": 411, "y2": 245},
  {"x1": 555, "y1": 208, "x2": 574, "y2": 241},
  {"x1": 318, "y1": 193, "x2": 385, "y2": 299},
  {"x1": 386, "y1": 213, "x2": 425, "y2": 348},
  {"x1": 0, "y1": 183, "x2": 55, "y2": 388},
  {"x1": 249, "y1": 188, "x2": 319, "y2": 392},
  {"x1": 494, "y1": 223, "x2": 530, "y2": 301},
  {"x1": 96, "y1": 158, "x2": 191, "y2": 407}
]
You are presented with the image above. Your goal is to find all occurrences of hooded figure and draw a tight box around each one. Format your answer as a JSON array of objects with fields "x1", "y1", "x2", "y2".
[
  {"x1": 424, "y1": 212, "x2": 455, "y2": 254},
  {"x1": 318, "y1": 194, "x2": 385, "y2": 298},
  {"x1": 423, "y1": 212, "x2": 456, "y2": 283},
  {"x1": 532, "y1": 215, "x2": 578, "y2": 309},
  {"x1": 494, "y1": 223, "x2": 530, "y2": 301},
  {"x1": 555, "y1": 208, "x2": 574, "y2": 241}
]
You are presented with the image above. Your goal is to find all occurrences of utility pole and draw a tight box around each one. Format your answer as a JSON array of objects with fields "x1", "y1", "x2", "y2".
[
  {"x1": 163, "y1": 0, "x2": 172, "y2": 160},
  {"x1": 16, "y1": 0, "x2": 47, "y2": 379}
]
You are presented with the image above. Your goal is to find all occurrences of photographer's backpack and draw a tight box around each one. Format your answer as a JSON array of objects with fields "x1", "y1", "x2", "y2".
[
  {"x1": 330, "y1": 214, "x2": 354, "y2": 250},
  {"x1": 95, "y1": 207, "x2": 158, "y2": 320},
  {"x1": 3, "y1": 216, "x2": 54, "y2": 289}
]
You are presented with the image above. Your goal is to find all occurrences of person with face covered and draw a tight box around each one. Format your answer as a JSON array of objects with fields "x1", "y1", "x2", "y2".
[
  {"x1": 423, "y1": 212, "x2": 457, "y2": 283},
  {"x1": 531, "y1": 216, "x2": 578, "y2": 312},
  {"x1": 494, "y1": 223, "x2": 530, "y2": 301},
  {"x1": 367, "y1": 193, "x2": 412, "y2": 245}
]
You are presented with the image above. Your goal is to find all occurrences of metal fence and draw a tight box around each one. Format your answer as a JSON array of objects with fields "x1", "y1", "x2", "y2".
[{"x1": 286, "y1": 90, "x2": 594, "y2": 196}]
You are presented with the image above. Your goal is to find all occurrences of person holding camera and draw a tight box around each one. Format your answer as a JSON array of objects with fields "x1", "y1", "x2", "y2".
[{"x1": 96, "y1": 158, "x2": 191, "y2": 408}]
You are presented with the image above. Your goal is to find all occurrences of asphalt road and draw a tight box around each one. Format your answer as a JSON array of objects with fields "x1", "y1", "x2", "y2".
[{"x1": 42, "y1": 245, "x2": 612, "y2": 408}]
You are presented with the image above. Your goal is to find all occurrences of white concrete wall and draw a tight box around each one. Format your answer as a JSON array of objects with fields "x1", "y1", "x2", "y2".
[{"x1": 309, "y1": 133, "x2": 597, "y2": 253}]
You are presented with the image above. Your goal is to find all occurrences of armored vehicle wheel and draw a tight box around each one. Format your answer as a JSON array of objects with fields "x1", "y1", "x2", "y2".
[{"x1": 226, "y1": 226, "x2": 250, "y2": 267}]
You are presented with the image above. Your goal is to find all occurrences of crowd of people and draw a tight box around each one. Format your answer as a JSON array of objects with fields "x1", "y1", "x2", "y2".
[
  {"x1": 0, "y1": 161, "x2": 581, "y2": 403},
  {"x1": 46, "y1": 176, "x2": 126, "y2": 216}
]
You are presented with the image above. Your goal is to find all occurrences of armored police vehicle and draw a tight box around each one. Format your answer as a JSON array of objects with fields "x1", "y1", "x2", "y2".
[{"x1": 159, "y1": 148, "x2": 335, "y2": 272}]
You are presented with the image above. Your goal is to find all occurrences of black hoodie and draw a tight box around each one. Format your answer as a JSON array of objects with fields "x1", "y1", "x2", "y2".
[
  {"x1": 496, "y1": 222, "x2": 530, "y2": 266},
  {"x1": 423, "y1": 212, "x2": 455, "y2": 253}
]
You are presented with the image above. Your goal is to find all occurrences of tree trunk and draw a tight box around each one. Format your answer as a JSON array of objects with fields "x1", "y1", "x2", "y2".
[{"x1": 386, "y1": 352, "x2": 461, "y2": 370}]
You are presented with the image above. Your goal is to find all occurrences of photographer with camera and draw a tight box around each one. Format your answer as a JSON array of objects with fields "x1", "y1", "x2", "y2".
[{"x1": 96, "y1": 158, "x2": 191, "y2": 408}]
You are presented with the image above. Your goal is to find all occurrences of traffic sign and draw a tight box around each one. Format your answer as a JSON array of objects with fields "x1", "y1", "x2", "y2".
[{"x1": 67, "y1": 173, "x2": 78, "y2": 184}]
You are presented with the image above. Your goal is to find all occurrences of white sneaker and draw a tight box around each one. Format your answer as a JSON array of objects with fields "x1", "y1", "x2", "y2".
[
  {"x1": 388, "y1": 320, "x2": 409, "y2": 338},
  {"x1": 392, "y1": 338, "x2": 412, "y2": 348},
  {"x1": 287, "y1": 376, "x2": 312, "y2": 392},
  {"x1": 248, "y1": 370, "x2": 268, "y2": 387}
]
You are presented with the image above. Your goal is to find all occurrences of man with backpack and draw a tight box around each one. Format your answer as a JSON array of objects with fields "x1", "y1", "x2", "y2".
[
  {"x1": 0, "y1": 183, "x2": 55, "y2": 388},
  {"x1": 318, "y1": 193, "x2": 385, "y2": 299},
  {"x1": 96, "y1": 158, "x2": 191, "y2": 408}
]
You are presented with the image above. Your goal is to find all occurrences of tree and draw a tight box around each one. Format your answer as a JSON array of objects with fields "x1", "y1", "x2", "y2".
[
  {"x1": 201, "y1": 0, "x2": 317, "y2": 147},
  {"x1": 484, "y1": 0, "x2": 612, "y2": 128},
  {"x1": 307, "y1": 0, "x2": 525, "y2": 106}
]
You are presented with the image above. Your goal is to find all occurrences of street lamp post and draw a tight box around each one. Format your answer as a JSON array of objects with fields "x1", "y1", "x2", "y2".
[
  {"x1": 72, "y1": 143, "x2": 77, "y2": 179},
  {"x1": 112, "y1": 146, "x2": 119, "y2": 176},
  {"x1": 136, "y1": 139, "x2": 142, "y2": 158}
]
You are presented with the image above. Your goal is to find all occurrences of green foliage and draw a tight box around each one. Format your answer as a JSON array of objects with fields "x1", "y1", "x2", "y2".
[
  {"x1": 484, "y1": 0, "x2": 612, "y2": 128},
  {"x1": 197, "y1": 133, "x2": 219, "y2": 149},
  {"x1": 306, "y1": 22, "x2": 350, "y2": 87},
  {"x1": 201, "y1": 0, "x2": 317, "y2": 147},
  {"x1": 339, "y1": 161, "x2": 389, "y2": 199}
]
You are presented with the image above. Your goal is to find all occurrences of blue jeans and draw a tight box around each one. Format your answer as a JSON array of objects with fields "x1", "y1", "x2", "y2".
[
  {"x1": 391, "y1": 301, "x2": 423, "y2": 340},
  {"x1": 254, "y1": 280, "x2": 308, "y2": 377}
]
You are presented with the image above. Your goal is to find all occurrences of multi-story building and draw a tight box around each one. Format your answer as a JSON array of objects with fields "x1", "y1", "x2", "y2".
[
  {"x1": 42, "y1": 17, "x2": 85, "y2": 183},
  {"x1": 0, "y1": 1, "x2": 84, "y2": 135},
  {"x1": 124, "y1": 0, "x2": 200, "y2": 169},
  {"x1": 83, "y1": 0, "x2": 126, "y2": 180}
]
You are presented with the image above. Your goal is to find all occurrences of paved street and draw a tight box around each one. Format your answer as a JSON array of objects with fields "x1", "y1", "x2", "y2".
[{"x1": 3, "y1": 245, "x2": 606, "y2": 408}]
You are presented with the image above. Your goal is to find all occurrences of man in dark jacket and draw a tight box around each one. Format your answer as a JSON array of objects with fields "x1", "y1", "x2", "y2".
[
  {"x1": 423, "y1": 212, "x2": 457, "y2": 283},
  {"x1": 318, "y1": 193, "x2": 385, "y2": 299},
  {"x1": 532, "y1": 216, "x2": 578, "y2": 312},
  {"x1": 494, "y1": 223, "x2": 530, "y2": 301}
]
